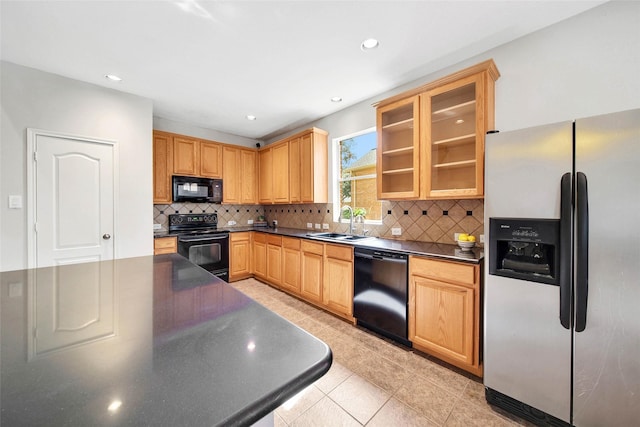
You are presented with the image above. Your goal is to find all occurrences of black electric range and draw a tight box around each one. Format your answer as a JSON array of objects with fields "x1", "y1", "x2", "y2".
[{"x1": 169, "y1": 213, "x2": 229, "y2": 281}]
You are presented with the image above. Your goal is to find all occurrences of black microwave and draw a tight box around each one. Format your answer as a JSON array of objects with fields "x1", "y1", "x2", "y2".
[{"x1": 172, "y1": 176, "x2": 223, "y2": 203}]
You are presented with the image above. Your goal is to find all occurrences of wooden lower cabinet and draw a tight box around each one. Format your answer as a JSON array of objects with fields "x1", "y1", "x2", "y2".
[
  {"x1": 266, "y1": 235, "x2": 283, "y2": 286},
  {"x1": 229, "y1": 232, "x2": 252, "y2": 281},
  {"x1": 409, "y1": 255, "x2": 482, "y2": 376},
  {"x1": 300, "y1": 240, "x2": 324, "y2": 304},
  {"x1": 323, "y1": 244, "x2": 354, "y2": 318},
  {"x1": 249, "y1": 235, "x2": 354, "y2": 321},
  {"x1": 281, "y1": 237, "x2": 301, "y2": 294},
  {"x1": 253, "y1": 232, "x2": 267, "y2": 279},
  {"x1": 154, "y1": 237, "x2": 177, "y2": 255}
]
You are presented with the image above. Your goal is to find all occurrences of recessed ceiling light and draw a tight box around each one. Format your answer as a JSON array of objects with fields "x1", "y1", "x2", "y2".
[
  {"x1": 360, "y1": 38, "x2": 379, "y2": 51},
  {"x1": 104, "y1": 74, "x2": 122, "y2": 82},
  {"x1": 246, "y1": 115, "x2": 257, "y2": 121},
  {"x1": 108, "y1": 400, "x2": 122, "y2": 412},
  {"x1": 331, "y1": 97, "x2": 342, "y2": 103}
]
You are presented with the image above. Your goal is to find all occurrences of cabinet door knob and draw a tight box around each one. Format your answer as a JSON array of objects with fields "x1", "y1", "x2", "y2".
[{"x1": 103, "y1": 234, "x2": 111, "y2": 240}]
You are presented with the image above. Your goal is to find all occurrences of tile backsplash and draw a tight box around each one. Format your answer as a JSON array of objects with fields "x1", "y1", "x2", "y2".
[
  {"x1": 153, "y1": 203, "x2": 265, "y2": 230},
  {"x1": 154, "y1": 199, "x2": 484, "y2": 245}
]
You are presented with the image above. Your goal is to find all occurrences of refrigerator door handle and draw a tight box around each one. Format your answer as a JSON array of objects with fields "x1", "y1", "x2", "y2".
[
  {"x1": 575, "y1": 172, "x2": 589, "y2": 332},
  {"x1": 559, "y1": 172, "x2": 572, "y2": 329}
]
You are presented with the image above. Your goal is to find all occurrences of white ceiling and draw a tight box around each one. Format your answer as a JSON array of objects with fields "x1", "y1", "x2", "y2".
[{"x1": 1, "y1": 1, "x2": 605, "y2": 141}]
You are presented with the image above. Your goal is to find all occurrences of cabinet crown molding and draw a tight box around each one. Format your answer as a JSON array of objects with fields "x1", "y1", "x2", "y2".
[{"x1": 373, "y1": 59, "x2": 500, "y2": 108}]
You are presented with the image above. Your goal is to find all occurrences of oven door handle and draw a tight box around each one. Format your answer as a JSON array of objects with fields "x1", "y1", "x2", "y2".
[{"x1": 178, "y1": 235, "x2": 229, "y2": 243}]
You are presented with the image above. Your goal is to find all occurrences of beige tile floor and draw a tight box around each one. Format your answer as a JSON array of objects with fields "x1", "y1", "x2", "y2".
[{"x1": 230, "y1": 278, "x2": 532, "y2": 427}]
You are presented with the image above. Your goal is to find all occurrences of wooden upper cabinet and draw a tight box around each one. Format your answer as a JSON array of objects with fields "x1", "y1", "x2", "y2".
[
  {"x1": 272, "y1": 141, "x2": 290, "y2": 203},
  {"x1": 258, "y1": 148, "x2": 273, "y2": 204},
  {"x1": 153, "y1": 131, "x2": 173, "y2": 204},
  {"x1": 224, "y1": 145, "x2": 258, "y2": 204},
  {"x1": 172, "y1": 135, "x2": 222, "y2": 178},
  {"x1": 259, "y1": 140, "x2": 290, "y2": 204},
  {"x1": 423, "y1": 74, "x2": 485, "y2": 198},
  {"x1": 200, "y1": 141, "x2": 222, "y2": 178},
  {"x1": 239, "y1": 149, "x2": 257, "y2": 204},
  {"x1": 375, "y1": 59, "x2": 499, "y2": 200},
  {"x1": 222, "y1": 146, "x2": 241, "y2": 203},
  {"x1": 377, "y1": 96, "x2": 421, "y2": 199},
  {"x1": 289, "y1": 137, "x2": 301, "y2": 203},
  {"x1": 259, "y1": 127, "x2": 328, "y2": 205},
  {"x1": 300, "y1": 128, "x2": 328, "y2": 203},
  {"x1": 173, "y1": 136, "x2": 199, "y2": 176}
]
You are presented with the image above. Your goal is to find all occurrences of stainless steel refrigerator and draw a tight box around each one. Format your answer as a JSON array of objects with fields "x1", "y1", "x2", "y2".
[{"x1": 483, "y1": 109, "x2": 640, "y2": 426}]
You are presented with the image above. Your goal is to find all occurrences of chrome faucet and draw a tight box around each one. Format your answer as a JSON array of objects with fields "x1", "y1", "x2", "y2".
[{"x1": 341, "y1": 205, "x2": 354, "y2": 235}]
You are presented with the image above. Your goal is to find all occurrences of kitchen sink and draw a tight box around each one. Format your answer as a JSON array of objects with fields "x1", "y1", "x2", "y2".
[{"x1": 306, "y1": 232, "x2": 374, "y2": 242}]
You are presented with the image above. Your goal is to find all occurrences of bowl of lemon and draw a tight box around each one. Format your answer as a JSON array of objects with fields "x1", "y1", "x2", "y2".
[{"x1": 457, "y1": 233, "x2": 476, "y2": 251}]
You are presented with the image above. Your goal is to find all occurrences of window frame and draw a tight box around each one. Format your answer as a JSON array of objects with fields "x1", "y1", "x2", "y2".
[{"x1": 332, "y1": 126, "x2": 382, "y2": 225}]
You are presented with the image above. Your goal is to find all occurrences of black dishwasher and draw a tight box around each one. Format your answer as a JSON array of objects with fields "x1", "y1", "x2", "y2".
[{"x1": 353, "y1": 247, "x2": 411, "y2": 347}]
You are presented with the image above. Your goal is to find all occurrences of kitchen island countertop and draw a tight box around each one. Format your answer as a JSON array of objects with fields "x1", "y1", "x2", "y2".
[{"x1": 0, "y1": 254, "x2": 332, "y2": 426}]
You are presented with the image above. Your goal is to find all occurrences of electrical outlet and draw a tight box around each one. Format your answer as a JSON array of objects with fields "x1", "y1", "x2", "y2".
[
  {"x1": 307, "y1": 223, "x2": 313, "y2": 229},
  {"x1": 314, "y1": 223, "x2": 321, "y2": 230},
  {"x1": 391, "y1": 227, "x2": 401, "y2": 236},
  {"x1": 454, "y1": 232, "x2": 460, "y2": 241},
  {"x1": 322, "y1": 223, "x2": 329, "y2": 230},
  {"x1": 480, "y1": 234, "x2": 485, "y2": 243},
  {"x1": 247, "y1": 219, "x2": 253, "y2": 225},
  {"x1": 153, "y1": 223, "x2": 162, "y2": 230},
  {"x1": 228, "y1": 220, "x2": 236, "y2": 226}
]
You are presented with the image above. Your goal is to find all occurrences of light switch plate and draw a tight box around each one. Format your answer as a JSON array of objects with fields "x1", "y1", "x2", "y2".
[
  {"x1": 228, "y1": 220, "x2": 236, "y2": 226},
  {"x1": 307, "y1": 223, "x2": 313, "y2": 229},
  {"x1": 322, "y1": 223, "x2": 329, "y2": 230},
  {"x1": 153, "y1": 223, "x2": 162, "y2": 230},
  {"x1": 8, "y1": 195, "x2": 22, "y2": 209},
  {"x1": 247, "y1": 219, "x2": 254, "y2": 225},
  {"x1": 480, "y1": 234, "x2": 485, "y2": 243},
  {"x1": 391, "y1": 227, "x2": 401, "y2": 236},
  {"x1": 454, "y1": 232, "x2": 460, "y2": 241},
  {"x1": 314, "y1": 223, "x2": 321, "y2": 230}
]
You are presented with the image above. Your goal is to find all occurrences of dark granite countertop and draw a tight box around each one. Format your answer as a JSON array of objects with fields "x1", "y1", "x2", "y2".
[
  {"x1": 156, "y1": 226, "x2": 483, "y2": 264},
  {"x1": 0, "y1": 255, "x2": 332, "y2": 426}
]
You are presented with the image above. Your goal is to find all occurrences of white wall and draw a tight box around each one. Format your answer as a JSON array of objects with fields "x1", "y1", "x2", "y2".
[
  {"x1": 153, "y1": 116, "x2": 262, "y2": 148},
  {"x1": 1, "y1": 62, "x2": 154, "y2": 271},
  {"x1": 266, "y1": 1, "x2": 640, "y2": 200}
]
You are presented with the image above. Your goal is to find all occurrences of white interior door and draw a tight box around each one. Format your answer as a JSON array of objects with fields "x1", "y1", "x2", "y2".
[{"x1": 29, "y1": 130, "x2": 115, "y2": 268}]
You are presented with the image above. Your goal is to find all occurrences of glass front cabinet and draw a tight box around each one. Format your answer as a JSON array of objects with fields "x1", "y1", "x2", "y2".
[
  {"x1": 377, "y1": 96, "x2": 420, "y2": 199},
  {"x1": 376, "y1": 60, "x2": 499, "y2": 200}
]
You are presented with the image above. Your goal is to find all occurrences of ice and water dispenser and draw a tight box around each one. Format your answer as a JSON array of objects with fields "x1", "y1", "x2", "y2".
[{"x1": 489, "y1": 218, "x2": 561, "y2": 285}]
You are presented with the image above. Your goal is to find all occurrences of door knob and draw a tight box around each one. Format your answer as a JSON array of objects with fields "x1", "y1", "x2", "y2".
[{"x1": 103, "y1": 234, "x2": 111, "y2": 240}]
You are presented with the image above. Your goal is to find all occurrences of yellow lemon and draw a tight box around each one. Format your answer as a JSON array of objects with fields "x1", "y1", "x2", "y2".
[
  {"x1": 468, "y1": 235, "x2": 476, "y2": 242},
  {"x1": 458, "y1": 233, "x2": 469, "y2": 241}
]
